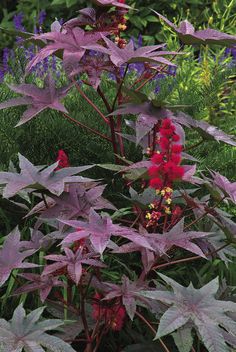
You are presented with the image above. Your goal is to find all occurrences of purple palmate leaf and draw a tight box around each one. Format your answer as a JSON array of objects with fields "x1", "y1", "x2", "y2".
[
  {"x1": 140, "y1": 273, "x2": 236, "y2": 351},
  {"x1": 111, "y1": 103, "x2": 188, "y2": 144},
  {"x1": 114, "y1": 218, "x2": 211, "y2": 259},
  {"x1": 182, "y1": 164, "x2": 204, "y2": 185},
  {"x1": 26, "y1": 27, "x2": 104, "y2": 74},
  {"x1": 79, "y1": 8, "x2": 97, "y2": 22},
  {"x1": 0, "y1": 227, "x2": 38, "y2": 287},
  {"x1": 154, "y1": 11, "x2": 236, "y2": 46},
  {"x1": 111, "y1": 103, "x2": 236, "y2": 147},
  {"x1": 0, "y1": 153, "x2": 93, "y2": 198},
  {"x1": 66, "y1": 53, "x2": 114, "y2": 89},
  {"x1": 102, "y1": 275, "x2": 150, "y2": 320},
  {"x1": 20, "y1": 228, "x2": 52, "y2": 251},
  {"x1": 113, "y1": 226, "x2": 155, "y2": 273},
  {"x1": 83, "y1": 36, "x2": 179, "y2": 67},
  {"x1": 177, "y1": 112, "x2": 236, "y2": 147},
  {"x1": 62, "y1": 9, "x2": 97, "y2": 29},
  {"x1": 14, "y1": 273, "x2": 65, "y2": 302},
  {"x1": 92, "y1": 0, "x2": 132, "y2": 9},
  {"x1": 59, "y1": 208, "x2": 153, "y2": 255},
  {"x1": 43, "y1": 248, "x2": 105, "y2": 285},
  {"x1": 210, "y1": 171, "x2": 236, "y2": 204},
  {"x1": 0, "y1": 75, "x2": 69, "y2": 126},
  {"x1": 26, "y1": 183, "x2": 115, "y2": 221},
  {"x1": 148, "y1": 218, "x2": 212, "y2": 257},
  {"x1": 0, "y1": 304, "x2": 76, "y2": 351}
]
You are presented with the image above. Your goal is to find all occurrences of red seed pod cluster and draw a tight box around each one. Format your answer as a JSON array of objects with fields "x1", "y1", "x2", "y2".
[
  {"x1": 92, "y1": 293, "x2": 126, "y2": 331},
  {"x1": 170, "y1": 205, "x2": 183, "y2": 226},
  {"x1": 145, "y1": 119, "x2": 184, "y2": 227},
  {"x1": 55, "y1": 149, "x2": 70, "y2": 170},
  {"x1": 148, "y1": 118, "x2": 184, "y2": 191}
]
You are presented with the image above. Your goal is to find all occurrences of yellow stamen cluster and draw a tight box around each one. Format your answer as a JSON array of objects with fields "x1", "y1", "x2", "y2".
[
  {"x1": 118, "y1": 23, "x2": 127, "y2": 31},
  {"x1": 165, "y1": 207, "x2": 171, "y2": 215},
  {"x1": 156, "y1": 187, "x2": 173, "y2": 196},
  {"x1": 161, "y1": 189, "x2": 165, "y2": 196},
  {"x1": 115, "y1": 36, "x2": 120, "y2": 44}
]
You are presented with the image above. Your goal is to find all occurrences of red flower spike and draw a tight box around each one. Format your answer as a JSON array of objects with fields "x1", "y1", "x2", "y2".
[
  {"x1": 55, "y1": 149, "x2": 70, "y2": 170},
  {"x1": 92, "y1": 293, "x2": 126, "y2": 331},
  {"x1": 172, "y1": 134, "x2": 180, "y2": 142},
  {"x1": 172, "y1": 144, "x2": 183, "y2": 153},
  {"x1": 110, "y1": 306, "x2": 126, "y2": 331},
  {"x1": 148, "y1": 165, "x2": 160, "y2": 178},
  {"x1": 148, "y1": 117, "x2": 184, "y2": 224},
  {"x1": 171, "y1": 206, "x2": 183, "y2": 225},
  {"x1": 151, "y1": 153, "x2": 163, "y2": 164},
  {"x1": 175, "y1": 166, "x2": 185, "y2": 179},
  {"x1": 159, "y1": 137, "x2": 170, "y2": 151},
  {"x1": 160, "y1": 125, "x2": 176, "y2": 137},
  {"x1": 150, "y1": 178, "x2": 163, "y2": 189},
  {"x1": 170, "y1": 154, "x2": 181, "y2": 164},
  {"x1": 161, "y1": 118, "x2": 172, "y2": 129},
  {"x1": 164, "y1": 164, "x2": 184, "y2": 180}
]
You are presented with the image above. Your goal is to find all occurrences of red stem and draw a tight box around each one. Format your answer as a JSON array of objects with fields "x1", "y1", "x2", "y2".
[
  {"x1": 184, "y1": 196, "x2": 226, "y2": 231},
  {"x1": 62, "y1": 112, "x2": 111, "y2": 142},
  {"x1": 73, "y1": 79, "x2": 109, "y2": 125},
  {"x1": 135, "y1": 311, "x2": 170, "y2": 352},
  {"x1": 97, "y1": 86, "x2": 112, "y2": 113},
  {"x1": 116, "y1": 113, "x2": 125, "y2": 156},
  {"x1": 151, "y1": 242, "x2": 230, "y2": 271},
  {"x1": 108, "y1": 115, "x2": 120, "y2": 163}
]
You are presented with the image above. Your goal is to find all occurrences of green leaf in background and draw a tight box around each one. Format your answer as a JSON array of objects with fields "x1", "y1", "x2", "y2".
[
  {"x1": 51, "y1": 0, "x2": 66, "y2": 5},
  {"x1": 66, "y1": 0, "x2": 78, "y2": 7},
  {"x1": 172, "y1": 327, "x2": 194, "y2": 352}
]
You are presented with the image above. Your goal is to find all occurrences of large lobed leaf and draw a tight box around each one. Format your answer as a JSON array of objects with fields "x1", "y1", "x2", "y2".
[
  {"x1": 0, "y1": 154, "x2": 93, "y2": 198},
  {"x1": 26, "y1": 183, "x2": 115, "y2": 221},
  {"x1": 0, "y1": 75, "x2": 69, "y2": 127},
  {"x1": 154, "y1": 11, "x2": 236, "y2": 46},
  {"x1": 83, "y1": 36, "x2": 179, "y2": 67},
  {"x1": 43, "y1": 247, "x2": 105, "y2": 285},
  {"x1": 26, "y1": 27, "x2": 104, "y2": 74},
  {"x1": 92, "y1": 0, "x2": 132, "y2": 9},
  {"x1": 59, "y1": 208, "x2": 153, "y2": 255},
  {"x1": 111, "y1": 103, "x2": 236, "y2": 147},
  {"x1": 140, "y1": 274, "x2": 236, "y2": 352},
  {"x1": 114, "y1": 218, "x2": 212, "y2": 260},
  {"x1": 0, "y1": 227, "x2": 38, "y2": 287},
  {"x1": 0, "y1": 304, "x2": 76, "y2": 352}
]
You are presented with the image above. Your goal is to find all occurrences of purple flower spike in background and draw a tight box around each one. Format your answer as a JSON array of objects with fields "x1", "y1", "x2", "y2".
[
  {"x1": 39, "y1": 10, "x2": 47, "y2": 26},
  {"x1": 138, "y1": 34, "x2": 143, "y2": 48},
  {"x1": 13, "y1": 12, "x2": 25, "y2": 31},
  {"x1": 3, "y1": 48, "x2": 10, "y2": 72},
  {"x1": 0, "y1": 70, "x2": 4, "y2": 83}
]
